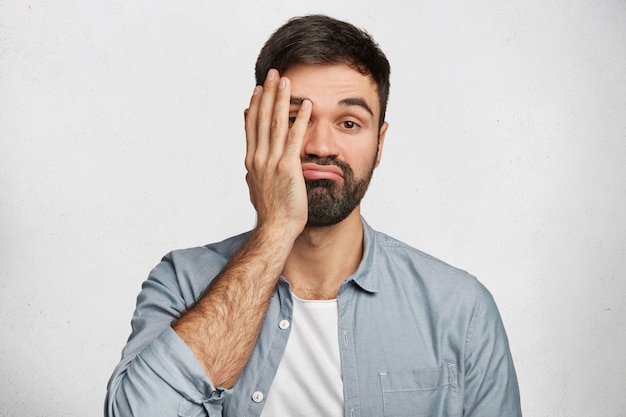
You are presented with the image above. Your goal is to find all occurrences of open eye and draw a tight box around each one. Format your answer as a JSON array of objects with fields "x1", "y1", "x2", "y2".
[
  {"x1": 341, "y1": 120, "x2": 360, "y2": 130},
  {"x1": 288, "y1": 116, "x2": 297, "y2": 127}
]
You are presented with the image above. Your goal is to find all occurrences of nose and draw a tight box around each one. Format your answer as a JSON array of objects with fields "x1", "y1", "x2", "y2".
[{"x1": 301, "y1": 121, "x2": 340, "y2": 159}]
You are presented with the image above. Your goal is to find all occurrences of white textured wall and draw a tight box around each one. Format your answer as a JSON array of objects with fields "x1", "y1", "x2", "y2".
[{"x1": 1, "y1": 1, "x2": 625, "y2": 416}]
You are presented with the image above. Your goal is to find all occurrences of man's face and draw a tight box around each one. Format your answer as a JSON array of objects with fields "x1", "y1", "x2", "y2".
[{"x1": 284, "y1": 64, "x2": 388, "y2": 227}]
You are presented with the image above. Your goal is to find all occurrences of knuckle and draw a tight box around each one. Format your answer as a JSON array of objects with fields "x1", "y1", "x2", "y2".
[
  {"x1": 276, "y1": 158, "x2": 290, "y2": 173},
  {"x1": 288, "y1": 126, "x2": 298, "y2": 139},
  {"x1": 257, "y1": 108, "x2": 270, "y2": 121},
  {"x1": 251, "y1": 154, "x2": 265, "y2": 170},
  {"x1": 271, "y1": 117, "x2": 281, "y2": 132},
  {"x1": 244, "y1": 114, "x2": 253, "y2": 128},
  {"x1": 287, "y1": 125, "x2": 302, "y2": 142}
]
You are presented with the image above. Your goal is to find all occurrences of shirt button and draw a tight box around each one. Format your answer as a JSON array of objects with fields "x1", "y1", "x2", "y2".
[
  {"x1": 252, "y1": 391, "x2": 264, "y2": 403},
  {"x1": 279, "y1": 320, "x2": 290, "y2": 330}
]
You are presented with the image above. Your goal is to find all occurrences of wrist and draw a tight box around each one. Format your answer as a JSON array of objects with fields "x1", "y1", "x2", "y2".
[
  {"x1": 250, "y1": 221, "x2": 300, "y2": 255},
  {"x1": 255, "y1": 212, "x2": 305, "y2": 240}
]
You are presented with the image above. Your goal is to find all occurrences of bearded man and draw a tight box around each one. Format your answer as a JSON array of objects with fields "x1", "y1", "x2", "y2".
[{"x1": 106, "y1": 14, "x2": 521, "y2": 417}]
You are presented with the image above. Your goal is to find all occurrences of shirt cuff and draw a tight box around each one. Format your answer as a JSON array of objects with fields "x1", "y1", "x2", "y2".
[{"x1": 138, "y1": 326, "x2": 230, "y2": 404}]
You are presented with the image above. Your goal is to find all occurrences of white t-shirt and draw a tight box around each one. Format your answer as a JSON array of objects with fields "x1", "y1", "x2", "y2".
[{"x1": 260, "y1": 293, "x2": 343, "y2": 416}]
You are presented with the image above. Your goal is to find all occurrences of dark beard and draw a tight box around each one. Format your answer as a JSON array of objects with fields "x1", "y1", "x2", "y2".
[{"x1": 304, "y1": 156, "x2": 376, "y2": 227}]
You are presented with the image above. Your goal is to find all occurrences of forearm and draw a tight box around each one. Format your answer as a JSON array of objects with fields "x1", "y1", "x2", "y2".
[
  {"x1": 174, "y1": 69, "x2": 311, "y2": 389},
  {"x1": 106, "y1": 243, "x2": 257, "y2": 417},
  {"x1": 172, "y1": 226, "x2": 293, "y2": 388}
]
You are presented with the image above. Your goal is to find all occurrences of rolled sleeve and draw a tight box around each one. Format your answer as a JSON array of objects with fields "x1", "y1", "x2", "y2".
[
  {"x1": 105, "y1": 249, "x2": 232, "y2": 417},
  {"x1": 106, "y1": 327, "x2": 229, "y2": 417}
]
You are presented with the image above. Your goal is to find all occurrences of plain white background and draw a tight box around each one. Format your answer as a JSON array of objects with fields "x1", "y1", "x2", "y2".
[{"x1": 1, "y1": 1, "x2": 625, "y2": 416}]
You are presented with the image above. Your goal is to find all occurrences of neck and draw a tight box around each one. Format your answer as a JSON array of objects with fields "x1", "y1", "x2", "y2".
[{"x1": 283, "y1": 209, "x2": 364, "y2": 300}]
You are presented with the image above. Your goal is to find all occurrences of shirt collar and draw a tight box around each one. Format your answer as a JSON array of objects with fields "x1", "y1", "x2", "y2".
[{"x1": 343, "y1": 217, "x2": 379, "y2": 294}]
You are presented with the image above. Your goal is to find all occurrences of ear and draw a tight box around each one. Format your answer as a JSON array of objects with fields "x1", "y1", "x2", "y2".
[{"x1": 375, "y1": 121, "x2": 388, "y2": 167}]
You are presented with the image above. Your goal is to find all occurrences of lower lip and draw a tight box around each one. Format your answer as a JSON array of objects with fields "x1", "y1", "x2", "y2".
[{"x1": 302, "y1": 169, "x2": 343, "y2": 181}]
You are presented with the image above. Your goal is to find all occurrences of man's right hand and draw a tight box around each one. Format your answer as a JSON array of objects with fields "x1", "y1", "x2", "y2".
[
  {"x1": 172, "y1": 70, "x2": 312, "y2": 389},
  {"x1": 244, "y1": 69, "x2": 313, "y2": 240}
]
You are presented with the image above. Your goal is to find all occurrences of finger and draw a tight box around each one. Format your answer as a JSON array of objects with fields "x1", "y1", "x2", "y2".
[
  {"x1": 283, "y1": 99, "x2": 312, "y2": 162},
  {"x1": 255, "y1": 69, "x2": 280, "y2": 161},
  {"x1": 244, "y1": 85, "x2": 263, "y2": 170},
  {"x1": 268, "y1": 76, "x2": 292, "y2": 162}
]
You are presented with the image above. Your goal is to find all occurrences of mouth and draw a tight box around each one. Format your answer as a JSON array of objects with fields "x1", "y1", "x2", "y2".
[{"x1": 301, "y1": 162, "x2": 344, "y2": 181}]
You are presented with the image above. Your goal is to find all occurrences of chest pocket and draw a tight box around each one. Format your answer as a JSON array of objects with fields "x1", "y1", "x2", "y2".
[{"x1": 379, "y1": 364, "x2": 460, "y2": 417}]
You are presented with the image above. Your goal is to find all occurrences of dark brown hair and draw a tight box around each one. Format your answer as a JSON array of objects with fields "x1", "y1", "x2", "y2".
[{"x1": 255, "y1": 15, "x2": 391, "y2": 129}]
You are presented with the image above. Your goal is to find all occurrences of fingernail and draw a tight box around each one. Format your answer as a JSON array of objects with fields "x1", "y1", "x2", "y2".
[
  {"x1": 278, "y1": 77, "x2": 287, "y2": 90},
  {"x1": 266, "y1": 69, "x2": 276, "y2": 81},
  {"x1": 301, "y1": 99, "x2": 311, "y2": 109},
  {"x1": 253, "y1": 85, "x2": 262, "y2": 95}
]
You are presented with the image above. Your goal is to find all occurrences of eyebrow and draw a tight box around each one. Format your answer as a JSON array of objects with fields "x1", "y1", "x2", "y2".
[
  {"x1": 339, "y1": 97, "x2": 374, "y2": 116},
  {"x1": 290, "y1": 97, "x2": 309, "y2": 106},
  {"x1": 290, "y1": 96, "x2": 374, "y2": 117}
]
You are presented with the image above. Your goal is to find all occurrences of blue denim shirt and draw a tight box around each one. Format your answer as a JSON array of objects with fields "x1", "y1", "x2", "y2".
[{"x1": 106, "y1": 219, "x2": 521, "y2": 416}]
